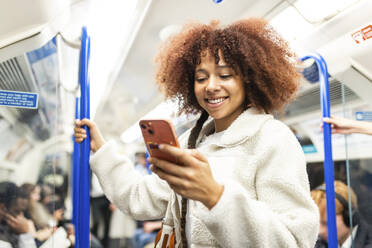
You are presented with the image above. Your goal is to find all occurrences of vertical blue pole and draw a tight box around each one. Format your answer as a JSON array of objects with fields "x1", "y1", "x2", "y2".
[
  {"x1": 73, "y1": 97, "x2": 80, "y2": 246},
  {"x1": 301, "y1": 54, "x2": 338, "y2": 248},
  {"x1": 78, "y1": 26, "x2": 91, "y2": 248}
]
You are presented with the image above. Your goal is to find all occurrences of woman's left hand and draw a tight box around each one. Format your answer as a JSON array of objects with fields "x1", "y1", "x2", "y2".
[{"x1": 148, "y1": 144, "x2": 224, "y2": 210}]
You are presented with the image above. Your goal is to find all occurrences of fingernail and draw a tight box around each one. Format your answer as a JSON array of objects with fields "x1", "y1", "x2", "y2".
[{"x1": 158, "y1": 144, "x2": 164, "y2": 149}]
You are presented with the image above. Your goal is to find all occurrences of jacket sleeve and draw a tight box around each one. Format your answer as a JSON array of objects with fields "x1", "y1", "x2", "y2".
[
  {"x1": 90, "y1": 140, "x2": 171, "y2": 220},
  {"x1": 193, "y1": 121, "x2": 319, "y2": 248},
  {"x1": 18, "y1": 233, "x2": 37, "y2": 248}
]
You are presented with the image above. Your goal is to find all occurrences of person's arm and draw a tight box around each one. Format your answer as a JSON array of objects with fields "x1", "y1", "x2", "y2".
[
  {"x1": 0, "y1": 240, "x2": 12, "y2": 248},
  {"x1": 18, "y1": 233, "x2": 37, "y2": 248},
  {"x1": 143, "y1": 221, "x2": 162, "y2": 233},
  {"x1": 90, "y1": 140, "x2": 171, "y2": 220},
  {"x1": 323, "y1": 116, "x2": 372, "y2": 135},
  {"x1": 192, "y1": 121, "x2": 319, "y2": 248},
  {"x1": 75, "y1": 119, "x2": 171, "y2": 220}
]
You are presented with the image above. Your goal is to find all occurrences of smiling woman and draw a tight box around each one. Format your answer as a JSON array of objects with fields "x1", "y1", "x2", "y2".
[
  {"x1": 155, "y1": 19, "x2": 300, "y2": 116},
  {"x1": 74, "y1": 17, "x2": 319, "y2": 248},
  {"x1": 193, "y1": 50, "x2": 246, "y2": 132}
]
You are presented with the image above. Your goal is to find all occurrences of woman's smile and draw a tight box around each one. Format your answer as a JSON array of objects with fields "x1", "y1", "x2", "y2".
[{"x1": 205, "y1": 96, "x2": 229, "y2": 108}]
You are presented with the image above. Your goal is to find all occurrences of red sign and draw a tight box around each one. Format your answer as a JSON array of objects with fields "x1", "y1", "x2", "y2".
[
  {"x1": 361, "y1": 25, "x2": 372, "y2": 40},
  {"x1": 352, "y1": 25, "x2": 372, "y2": 44}
]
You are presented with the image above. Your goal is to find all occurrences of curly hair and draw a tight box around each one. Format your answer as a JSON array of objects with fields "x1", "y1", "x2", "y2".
[{"x1": 155, "y1": 18, "x2": 300, "y2": 114}]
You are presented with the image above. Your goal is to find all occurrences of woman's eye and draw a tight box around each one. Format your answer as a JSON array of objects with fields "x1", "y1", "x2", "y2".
[
  {"x1": 220, "y1": 74, "x2": 232, "y2": 79},
  {"x1": 196, "y1": 77, "x2": 207, "y2": 82}
]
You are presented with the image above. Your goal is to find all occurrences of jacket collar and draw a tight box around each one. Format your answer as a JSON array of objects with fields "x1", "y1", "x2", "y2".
[{"x1": 197, "y1": 108, "x2": 273, "y2": 147}]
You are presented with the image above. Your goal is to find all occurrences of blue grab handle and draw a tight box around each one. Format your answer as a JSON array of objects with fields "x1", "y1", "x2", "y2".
[
  {"x1": 72, "y1": 97, "x2": 80, "y2": 241},
  {"x1": 301, "y1": 53, "x2": 337, "y2": 248},
  {"x1": 77, "y1": 26, "x2": 91, "y2": 248}
]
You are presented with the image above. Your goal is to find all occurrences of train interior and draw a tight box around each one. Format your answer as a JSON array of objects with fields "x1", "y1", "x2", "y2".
[{"x1": 0, "y1": 0, "x2": 372, "y2": 247}]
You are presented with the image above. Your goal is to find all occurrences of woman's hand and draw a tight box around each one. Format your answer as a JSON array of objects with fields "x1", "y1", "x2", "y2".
[
  {"x1": 74, "y1": 119, "x2": 105, "y2": 153},
  {"x1": 148, "y1": 145, "x2": 224, "y2": 210}
]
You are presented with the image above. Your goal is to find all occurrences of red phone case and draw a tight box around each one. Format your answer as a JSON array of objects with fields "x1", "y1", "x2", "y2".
[{"x1": 139, "y1": 119, "x2": 180, "y2": 163}]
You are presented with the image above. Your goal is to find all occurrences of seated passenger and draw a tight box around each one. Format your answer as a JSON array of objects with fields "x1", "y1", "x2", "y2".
[
  {"x1": 20, "y1": 183, "x2": 56, "y2": 230},
  {"x1": 39, "y1": 184, "x2": 65, "y2": 225},
  {"x1": 311, "y1": 180, "x2": 372, "y2": 248},
  {"x1": 133, "y1": 220, "x2": 162, "y2": 248},
  {"x1": 20, "y1": 183, "x2": 54, "y2": 243},
  {"x1": 0, "y1": 182, "x2": 37, "y2": 248}
]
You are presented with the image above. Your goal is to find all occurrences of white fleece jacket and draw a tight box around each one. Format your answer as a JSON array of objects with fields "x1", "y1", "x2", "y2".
[{"x1": 90, "y1": 108, "x2": 319, "y2": 248}]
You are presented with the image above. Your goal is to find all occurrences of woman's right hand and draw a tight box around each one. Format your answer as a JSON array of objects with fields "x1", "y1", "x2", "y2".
[{"x1": 74, "y1": 119, "x2": 105, "y2": 153}]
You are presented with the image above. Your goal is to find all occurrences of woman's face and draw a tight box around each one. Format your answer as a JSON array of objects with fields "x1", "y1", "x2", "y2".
[
  {"x1": 194, "y1": 50, "x2": 245, "y2": 132},
  {"x1": 30, "y1": 186, "x2": 41, "y2": 202},
  {"x1": 9, "y1": 197, "x2": 28, "y2": 216}
]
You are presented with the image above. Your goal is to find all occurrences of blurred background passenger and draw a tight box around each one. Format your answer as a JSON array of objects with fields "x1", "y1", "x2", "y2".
[
  {"x1": 20, "y1": 183, "x2": 54, "y2": 230},
  {"x1": 91, "y1": 173, "x2": 111, "y2": 247},
  {"x1": 108, "y1": 203, "x2": 136, "y2": 248},
  {"x1": 312, "y1": 181, "x2": 372, "y2": 248},
  {"x1": 0, "y1": 181, "x2": 37, "y2": 248},
  {"x1": 133, "y1": 151, "x2": 162, "y2": 248},
  {"x1": 323, "y1": 116, "x2": 372, "y2": 136},
  {"x1": 134, "y1": 152, "x2": 150, "y2": 176},
  {"x1": 39, "y1": 184, "x2": 65, "y2": 223},
  {"x1": 19, "y1": 183, "x2": 54, "y2": 245}
]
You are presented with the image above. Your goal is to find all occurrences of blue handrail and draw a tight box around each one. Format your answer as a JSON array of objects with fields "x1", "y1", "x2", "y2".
[
  {"x1": 301, "y1": 53, "x2": 337, "y2": 248},
  {"x1": 72, "y1": 97, "x2": 80, "y2": 242},
  {"x1": 77, "y1": 26, "x2": 91, "y2": 248}
]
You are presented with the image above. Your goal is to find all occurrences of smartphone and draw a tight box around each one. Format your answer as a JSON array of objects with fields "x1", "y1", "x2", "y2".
[{"x1": 139, "y1": 119, "x2": 180, "y2": 163}]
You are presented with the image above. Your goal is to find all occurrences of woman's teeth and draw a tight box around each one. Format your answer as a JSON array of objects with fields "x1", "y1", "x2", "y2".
[{"x1": 207, "y1": 98, "x2": 225, "y2": 104}]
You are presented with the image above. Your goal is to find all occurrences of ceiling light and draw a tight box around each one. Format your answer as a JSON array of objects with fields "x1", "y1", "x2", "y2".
[{"x1": 293, "y1": 0, "x2": 360, "y2": 23}]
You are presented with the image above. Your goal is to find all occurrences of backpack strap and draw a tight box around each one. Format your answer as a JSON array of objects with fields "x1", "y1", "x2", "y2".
[{"x1": 154, "y1": 194, "x2": 176, "y2": 248}]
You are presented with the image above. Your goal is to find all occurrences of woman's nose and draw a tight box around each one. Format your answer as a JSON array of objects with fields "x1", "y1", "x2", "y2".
[{"x1": 205, "y1": 76, "x2": 220, "y2": 92}]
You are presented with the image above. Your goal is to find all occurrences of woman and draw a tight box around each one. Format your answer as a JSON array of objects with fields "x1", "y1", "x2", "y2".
[
  {"x1": 75, "y1": 18, "x2": 319, "y2": 247},
  {"x1": 20, "y1": 183, "x2": 55, "y2": 243}
]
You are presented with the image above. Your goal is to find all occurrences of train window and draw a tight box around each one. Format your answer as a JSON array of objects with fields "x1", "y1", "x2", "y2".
[{"x1": 0, "y1": 39, "x2": 75, "y2": 246}]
